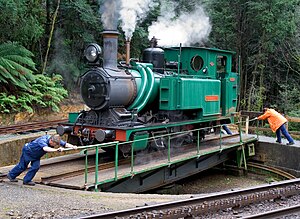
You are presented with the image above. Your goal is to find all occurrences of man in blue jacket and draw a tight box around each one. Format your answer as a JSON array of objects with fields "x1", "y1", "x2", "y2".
[{"x1": 7, "y1": 134, "x2": 78, "y2": 186}]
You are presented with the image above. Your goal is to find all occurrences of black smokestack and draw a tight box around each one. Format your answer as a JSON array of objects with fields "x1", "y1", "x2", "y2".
[{"x1": 101, "y1": 30, "x2": 119, "y2": 69}]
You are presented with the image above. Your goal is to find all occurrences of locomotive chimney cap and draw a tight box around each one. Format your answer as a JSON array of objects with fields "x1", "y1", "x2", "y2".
[{"x1": 101, "y1": 30, "x2": 120, "y2": 36}]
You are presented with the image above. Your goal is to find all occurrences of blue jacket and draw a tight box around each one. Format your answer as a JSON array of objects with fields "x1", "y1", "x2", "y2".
[{"x1": 24, "y1": 135, "x2": 66, "y2": 159}]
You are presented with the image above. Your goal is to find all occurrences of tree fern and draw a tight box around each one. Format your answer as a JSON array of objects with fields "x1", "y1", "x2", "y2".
[
  {"x1": 0, "y1": 42, "x2": 36, "y2": 91},
  {"x1": 0, "y1": 73, "x2": 68, "y2": 113},
  {"x1": 0, "y1": 93, "x2": 18, "y2": 113}
]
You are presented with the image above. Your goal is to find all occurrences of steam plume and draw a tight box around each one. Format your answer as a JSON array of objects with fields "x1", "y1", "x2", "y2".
[
  {"x1": 100, "y1": 0, "x2": 120, "y2": 30},
  {"x1": 99, "y1": 0, "x2": 211, "y2": 46},
  {"x1": 120, "y1": 0, "x2": 158, "y2": 40},
  {"x1": 148, "y1": 1, "x2": 211, "y2": 47}
]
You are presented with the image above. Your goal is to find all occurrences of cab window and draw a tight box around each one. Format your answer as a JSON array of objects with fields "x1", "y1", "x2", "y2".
[{"x1": 217, "y1": 56, "x2": 227, "y2": 73}]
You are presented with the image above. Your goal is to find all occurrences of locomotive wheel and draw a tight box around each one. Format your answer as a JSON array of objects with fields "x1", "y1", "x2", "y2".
[
  {"x1": 171, "y1": 134, "x2": 193, "y2": 148},
  {"x1": 119, "y1": 143, "x2": 131, "y2": 157},
  {"x1": 103, "y1": 147, "x2": 117, "y2": 158},
  {"x1": 149, "y1": 136, "x2": 167, "y2": 151}
]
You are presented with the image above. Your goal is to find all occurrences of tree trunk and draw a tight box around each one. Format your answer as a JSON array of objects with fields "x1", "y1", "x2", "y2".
[{"x1": 42, "y1": 0, "x2": 60, "y2": 74}]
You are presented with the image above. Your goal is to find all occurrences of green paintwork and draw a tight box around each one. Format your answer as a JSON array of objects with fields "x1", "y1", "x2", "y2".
[
  {"x1": 128, "y1": 62, "x2": 161, "y2": 112},
  {"x1": 160, "y1": 76, "x2": 220, "y2": 115},
  {"x1": 163, "y1": 46, "x2": 238, "y2": 120},
  {"x1": 128, "y1": 66, "x2": 147, "y2": 110},
  {"x1": 164, "y1": 47, "x2": 235, "y2": 78},
  {"x1": 68, "y1": 46, "x2": 240, "y2": 155},
  {"x1": 68, "y1": 112, "x2": 79, "y2": 123},
  {"x1": 131, "y1": 132, "x2": 149, "y2": 151},
  {"x1": 220, "y1": 72, "x2": 238, "y2": 116}
]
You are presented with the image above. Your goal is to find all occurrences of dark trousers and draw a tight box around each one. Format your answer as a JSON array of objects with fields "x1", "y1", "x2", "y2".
[
  {"x1": 276, "y1": 124, "x2": 294, "y2": 143},
  {"x1": 222, "y1": 125, "x2": 233, "y2": 135},
  {"x1": 9, "y1": 146, "x2": 40, "y2": 183}
]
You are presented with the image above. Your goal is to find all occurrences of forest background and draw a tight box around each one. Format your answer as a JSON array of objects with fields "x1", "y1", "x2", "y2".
[{"x1": 0, "y1": 0, "x2": 299, "y2": 119}]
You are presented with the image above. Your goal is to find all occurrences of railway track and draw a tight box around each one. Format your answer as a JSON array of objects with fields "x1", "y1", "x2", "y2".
[
  {"x1": 80, "y1": 178, "x2": 300, "y2": 219},
  {"x1": 247, "y1": 162, "x2": 296, "y2": 180},
  {"x1": 243, "y1": 204, "x2": 300, "y2": 219},
  {"x1": 0, "y1": 119, "x2": 68, "y2": 135}
]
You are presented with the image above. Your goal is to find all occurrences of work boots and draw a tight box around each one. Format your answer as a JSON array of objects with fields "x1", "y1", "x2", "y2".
[
  {"x1": 7, "y1": 174, "x2": 18, "y2": 182},
  {"x1": 23, "y1": 181, "x2": 36, "y2": 186}
]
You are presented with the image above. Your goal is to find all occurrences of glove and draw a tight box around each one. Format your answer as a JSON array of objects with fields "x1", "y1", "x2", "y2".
[
  {"x1": 72, "y1": 145, "x2": 78, "y2": 150},
  {"x1": 57, "y1": 147, "x2": 64, "y2": 152}
]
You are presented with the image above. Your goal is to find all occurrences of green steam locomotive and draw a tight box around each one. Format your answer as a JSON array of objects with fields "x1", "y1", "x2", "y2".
[{"x1": 57, "y1": 31, "x2": 238, "y2": 154}]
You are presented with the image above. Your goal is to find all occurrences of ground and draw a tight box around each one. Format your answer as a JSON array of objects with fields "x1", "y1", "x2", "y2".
[
  {"x1": 0, "y1": 169, "x2": 268, "y2": 219},
  {"x1": 0, "y1": 95, "x2": 274, "y2": 218}
]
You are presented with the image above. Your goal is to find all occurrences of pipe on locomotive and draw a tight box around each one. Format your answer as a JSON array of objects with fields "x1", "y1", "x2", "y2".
[{"x1": 125, "y1": 39, "x2": 130, "y2": 65}]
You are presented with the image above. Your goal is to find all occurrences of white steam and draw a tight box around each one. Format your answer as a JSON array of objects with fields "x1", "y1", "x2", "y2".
[
  {"x1": 100, "y1": 0, "x2": 120, "y2": 30},
  {"x1": 148, "y1": 2, "x2": 211, "y2": 47},
  {"x1": 99, "y1": 0, "x2": 211, "y2": 46},
  {"x1": 120, "y1": 0, "x2": 158, "y2": 40}
]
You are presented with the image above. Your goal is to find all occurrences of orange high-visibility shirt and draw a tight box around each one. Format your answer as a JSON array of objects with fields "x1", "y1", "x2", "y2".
[{"x1": 257, "y1": 109, "x2": 287, "y2": 132}]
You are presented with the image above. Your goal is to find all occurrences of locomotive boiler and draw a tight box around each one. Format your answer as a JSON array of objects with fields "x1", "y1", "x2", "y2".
[{"x1": 57, "y1": 30, "x2": 238, "y2": 154}]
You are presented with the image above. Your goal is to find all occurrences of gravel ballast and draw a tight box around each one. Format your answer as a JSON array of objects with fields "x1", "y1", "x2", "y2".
[{"x1": 0, "y1": 180, "x2": 191, "y2": 219}]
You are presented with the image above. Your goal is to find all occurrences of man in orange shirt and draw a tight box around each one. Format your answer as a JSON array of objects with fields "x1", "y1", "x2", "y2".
[{"x1": 257, "y1": 108, "x2": 295, "y2": 145}]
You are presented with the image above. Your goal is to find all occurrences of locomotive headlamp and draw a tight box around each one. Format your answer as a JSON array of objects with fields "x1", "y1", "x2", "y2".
[{"x1": 84, "y1": 43, "x2": 102, "y2": 63}]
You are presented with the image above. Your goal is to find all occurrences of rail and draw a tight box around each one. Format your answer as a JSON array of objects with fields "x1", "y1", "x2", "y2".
[
  {"x1": 80, "y1": 178, "x2": 300, "y2": 218},
  {"x1": 63, "y1": 116, "x2": 258, "y2": 191},
  {"x1": 0, "y1": 119, "x2": 68, "y2": 135},
  {"x1": 242, "y1": 205, "x2": 300, "y2": 219}
]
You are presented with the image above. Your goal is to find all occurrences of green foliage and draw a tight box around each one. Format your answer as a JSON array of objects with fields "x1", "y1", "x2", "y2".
[
  {"x1": 45, "y1": 1, "x2": 103, "y2": 89},
  {"x1": 203, "y1": 0, "x2": 239, "y2": 50},
  {"x1": 128, "y1": 27, "x2": 151, "y2": 58},
  {"x1": 60, "y1": 0, "x2": 102, "y2": 47},
  {"x1": 0, "y1": 0, "x2": 44, "y2": 47},
  {"x1": 287, "y1": 109, "x2": 300, "y2": 132},
  {"x1": 0, "y1": 0, "x2": 299, "y2": 119},
  {"x1": 0, "y1": 42, "x2": 36, "y2": 91},
  {"x1": 0, "y1": 93, "x2": 18, "y2": 113},
  {"x1": 206, "y1": 0, "x2": 300, "y2": 113},
  {"x1": 30, "y1": 74, "x2": 68, "y2": 112},
  {"x1": 0, "y1": 74, "x2": 68, "y2": 113}
]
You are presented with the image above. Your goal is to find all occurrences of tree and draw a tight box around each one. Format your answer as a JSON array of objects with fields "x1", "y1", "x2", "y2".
[
  {"x1": 46, "y1": 0, "x2": 103, "y2": 89},
  {"x1": 0, "y1": 42, "x2": 68, "y2": 113},
  {"x1": 244, "y1": 0, "x2": 300, "y2": 111},
  {"x1": 0, "y1": 0, "x2": 44, "y2": 48},
  {"x1": 205, "y1": 0, "x2": 300, "y2": 112}
]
